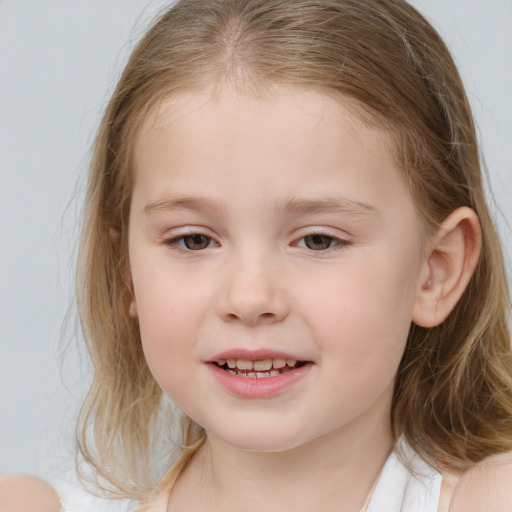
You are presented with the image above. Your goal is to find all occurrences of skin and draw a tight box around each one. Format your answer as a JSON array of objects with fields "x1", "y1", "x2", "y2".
[
  {"x1": 128, "y1": 86, "x2": 434, "y2": 511},
  {"x1": 3, "y1": 87, "x2": 506, "y2": 512},
  {"x1": 0, "y1": 475, "x2": 61, "y2": 512}
]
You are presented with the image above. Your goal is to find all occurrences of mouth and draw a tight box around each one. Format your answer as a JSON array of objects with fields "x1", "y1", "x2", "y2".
[
  {"x1": 212, "y1": 358, "x2": 308, "y2": 378},
  {"x1": 207, "y1": 353, "x2": 313, "y2": 398}
]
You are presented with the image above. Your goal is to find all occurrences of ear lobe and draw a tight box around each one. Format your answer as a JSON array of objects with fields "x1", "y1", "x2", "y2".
[
  {"x1": 125, "y1": 264, "x2": 138, "y2": 319},
  {"x1": 128, "y1": 295, "x2": 138, "y2": 318},
  {"x1": 412, "y1": 207, "x2": 481, "y2": 328},
  {"x1": 109, "y1": 226, "x2": 139, "y2": 319},
  {"x1": 109, "y1": 227, "x2": 121, "y2": 243}
]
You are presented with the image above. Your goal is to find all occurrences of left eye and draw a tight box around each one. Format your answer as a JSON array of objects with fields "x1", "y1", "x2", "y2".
[{"x1": 297, "y1": 234, "x2": 341, "y2": 251}]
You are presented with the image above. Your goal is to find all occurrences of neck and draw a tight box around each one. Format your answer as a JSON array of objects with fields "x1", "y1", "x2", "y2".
[{"x1": 169, "y1": 395, "x2": 394, "y2": 512}]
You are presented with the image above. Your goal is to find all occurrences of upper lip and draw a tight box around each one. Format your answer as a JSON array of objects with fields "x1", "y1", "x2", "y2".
[{"x1": 208, "y1": 348, "x2": 309, "y2": 363}]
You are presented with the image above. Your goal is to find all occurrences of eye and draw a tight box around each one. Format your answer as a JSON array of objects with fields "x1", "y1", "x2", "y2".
[
  {"x1": 165, "y1": 233, "x2": 216, "y2": 251},
  {"x1": 181, "y1": 234, "x2": 215, "y2": 250},
  {"x1": 296, "y1": 233, "x2": 343, "y2": 251}
]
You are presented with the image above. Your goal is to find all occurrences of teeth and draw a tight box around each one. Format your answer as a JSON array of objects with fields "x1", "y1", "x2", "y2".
[
  {"x1": 237, "y1": 359, "x2": 253, "y2": 370},
  {"x1": 253, "y1": 359, "x2": 272, "y2": 371},
  {"x1": 217, "y1": 358, "x2": 303, "y2": 374},
  {"x1": 272, "y1": 358, "x2": 286, "y2": 369}
]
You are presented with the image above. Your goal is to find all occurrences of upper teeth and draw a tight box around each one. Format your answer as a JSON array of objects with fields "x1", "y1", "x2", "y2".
[{"x1": 218, "y1": 358, "x2": 298, "y2": 371}]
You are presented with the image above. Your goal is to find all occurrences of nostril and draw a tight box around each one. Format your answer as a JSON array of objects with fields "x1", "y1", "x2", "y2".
[
  {"x1": 217, "y1": 285, "x2": 290, "y2": 325},
  {"x1": 224, "y1": 311, "x2": 275, "y2": 324}
]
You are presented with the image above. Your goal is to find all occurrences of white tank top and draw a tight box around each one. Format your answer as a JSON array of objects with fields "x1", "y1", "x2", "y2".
[
  {"x1": 367, "y1": 447, "x2": 443, "y2": 512},
  {"x1": 55, "y1": 445, "x2": 457, "y2": 512}
]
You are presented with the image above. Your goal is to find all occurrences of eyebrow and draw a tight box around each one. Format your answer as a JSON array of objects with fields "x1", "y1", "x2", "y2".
[
  {"x1": 275, "y1": 197, "x2": 378, "y2": 217},
  {"x1": 144, "y1": 194, "x2": 378, "y2": 217},
  {"x1": 144, "y1": 195, "x2": 227, "y2": 215}
]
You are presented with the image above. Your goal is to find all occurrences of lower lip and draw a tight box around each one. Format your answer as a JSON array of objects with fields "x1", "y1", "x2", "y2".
[{"x1": 207, "y1": 363, "x2": 312, "y2": 398}]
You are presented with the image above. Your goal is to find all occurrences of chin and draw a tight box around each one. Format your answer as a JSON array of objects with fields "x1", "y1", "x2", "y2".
[{"x1": 206, "y1": 421, "x2": 307, "y2": 453}]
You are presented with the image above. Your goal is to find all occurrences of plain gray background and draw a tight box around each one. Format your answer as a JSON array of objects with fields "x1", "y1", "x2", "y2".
[{"x1": 1, "y1": 0, "x2": 511, "y2": 482}]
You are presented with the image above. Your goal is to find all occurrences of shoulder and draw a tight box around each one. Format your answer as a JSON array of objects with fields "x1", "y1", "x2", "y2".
[
  {"x1": 0, "y1": 474, "x2": 62, "y2": 512},
  {"x1": 450, "y1": 452, "x2": 512, "y2": 512}
]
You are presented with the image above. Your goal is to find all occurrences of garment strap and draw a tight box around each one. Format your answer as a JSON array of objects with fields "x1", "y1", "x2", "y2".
[
  {"x1": 138, "y1": 489, "x2": 169, "y2": 512},
  {"x1": 57, "y1": 494, "x2": 69, "y2": 512},
  {"x1": 437, "y1": 473, "x2": 460, "y2": 512}
]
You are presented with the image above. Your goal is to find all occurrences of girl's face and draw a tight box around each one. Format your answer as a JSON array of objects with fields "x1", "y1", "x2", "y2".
[{"x1": 128, "y1": 87, "x2": 428, "y2": 452}]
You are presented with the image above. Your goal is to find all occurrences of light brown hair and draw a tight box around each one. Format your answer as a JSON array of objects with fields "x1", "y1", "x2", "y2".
[{"x1": 77, "y1": 0, "x2": 512, "y2": 500}]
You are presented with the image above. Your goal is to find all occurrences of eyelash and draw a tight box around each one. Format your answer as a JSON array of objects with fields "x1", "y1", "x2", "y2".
[
  {"x1": 163, "y1": 233, "x2": 218, "y2": 251},
  {"x1": 294, "y1": 232, "x2": 348, "y2": 251},
  {"x1": 163, "y1": 230, "x2": 349, "y2": 253}
]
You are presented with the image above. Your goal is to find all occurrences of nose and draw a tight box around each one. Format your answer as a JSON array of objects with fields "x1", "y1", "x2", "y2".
[{"x1": 216, "y1": 252, "x2": 290, "y2": 326}]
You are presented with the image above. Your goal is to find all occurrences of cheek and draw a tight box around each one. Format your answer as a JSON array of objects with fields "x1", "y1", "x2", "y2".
[
  {"x1": 132, "y1": 268, "x2": 210, "y2": 388},
  {"x1": 299, "y1": 253, "x2": 419, "y2": 380},
  {"x1": 136, "y1": 292, "x2": 205, "y2": 413},
  {"x1": 134, "y1": 256, "x2": 210, "y2": 337}
]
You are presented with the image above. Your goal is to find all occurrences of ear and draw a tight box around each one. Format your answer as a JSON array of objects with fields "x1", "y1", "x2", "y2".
[
  {"x1": 128, "y1": 292, "x2": 138, "y2": 319},
  {"x1": 109, "y1": 227, "x2": 138, "y2": 319},
  {"x1": 412, "y1": 207, "x2": 481, "y2": 328},
  {"x1": 126, "y1": 269, "x2": 138, "y2": 318}
]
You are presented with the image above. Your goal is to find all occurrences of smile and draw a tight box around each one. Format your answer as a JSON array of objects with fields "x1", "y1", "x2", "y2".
[
  {"x1": 213, "y1": 358, "x2": 305, "y2": 378},
  {"x1": 208, "y1": 354, "x2": 312, "y2": 398}
]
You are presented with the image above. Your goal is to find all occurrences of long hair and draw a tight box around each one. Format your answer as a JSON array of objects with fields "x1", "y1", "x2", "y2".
[{"x1": 76, "y1": 0, "x2": 512, "y2": 500}]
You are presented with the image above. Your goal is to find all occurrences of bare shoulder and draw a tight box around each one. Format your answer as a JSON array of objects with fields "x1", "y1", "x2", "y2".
[
  {"x1": 0, "y1": 474, "x2": 62, "y2": 512},
  {"x1": 450, "y1": 452, "x2": 512, "y2": 512}
]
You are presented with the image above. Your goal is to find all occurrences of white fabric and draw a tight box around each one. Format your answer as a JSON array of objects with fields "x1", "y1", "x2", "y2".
[
  {"x1": 367, "y1": 444, "x2": 442, "y2": 512},
  {"x1": 52, "y1": 474, "x2": 134, "y2": 512},
  {"x1": 53, "y1": 443, "x2": 442, "y2": 512}
]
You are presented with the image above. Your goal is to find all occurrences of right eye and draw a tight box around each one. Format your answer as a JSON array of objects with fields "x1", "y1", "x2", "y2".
[
  {"x1": 301, "y1": 234, "x2": 339, "y2": 251},
  {"x1": 165, "y1": 233, "x2": 216, "y2": 251}
]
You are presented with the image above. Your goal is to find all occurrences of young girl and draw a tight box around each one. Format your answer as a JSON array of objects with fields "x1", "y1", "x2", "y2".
[{"x1": 3, "y1": 0, "x2": 512, "y2": 511}]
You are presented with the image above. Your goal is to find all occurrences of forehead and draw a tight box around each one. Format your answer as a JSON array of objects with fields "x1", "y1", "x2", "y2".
[
  {"x1": 129, "y1": 85, "x2": 422, "y2": 245},
  {"x1": 132, "y1": 85, "x2": 399, "y2": 179}
]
